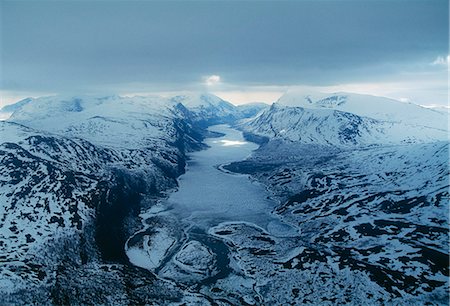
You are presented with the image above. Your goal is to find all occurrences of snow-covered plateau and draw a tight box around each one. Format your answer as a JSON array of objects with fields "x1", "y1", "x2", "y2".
[{"x1": 0, "y1": 91, "x2": 448, "y2": 305}]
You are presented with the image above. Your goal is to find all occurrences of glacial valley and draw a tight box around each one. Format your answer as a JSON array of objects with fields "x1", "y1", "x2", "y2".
[{"x1": 0, "y1": 92, "x2": 448, "y2": 305}]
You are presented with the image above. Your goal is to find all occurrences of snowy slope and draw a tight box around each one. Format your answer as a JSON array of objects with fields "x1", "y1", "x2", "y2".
[
  {"x1": 236, "y1": 102, "x2": 269, "y2": 118},
  {"x1": 223, "y1": 140, "x2": 449, "y2": 303},
  {"x1": 278, "y1": 90, "x2": 448, "y2": 131},
  {"x1": 226, "y1": 91, "x2": 450, "y2": 303},
  {"x1": 8, "y1": 95, "x2": 181, "y2": 149},
  {"x1": 0, "y1": 98, "x2": 33, "y2": 113},
  {"x1": 170, "y1": 93, "x2": 239, "y2": 125},
  {"x1": 171, "y1": 92, "x2": 233, "y2": 109},
  {"x1": 241, "y1": 93, "x2": 448, "y2": 147},
  {"x1": 0, "y1": 117, "x2": 191, "y2": 295},
  {"x1": 422, "y1": 105, "x2": 450, "y2": 115},
  {"x1": 0, "y1": 98, "x2": 33, "y2": 120},
  {"x1": 0, "y1": 92, "x2": 262, "y2": 303},
  {"x1": 0, "y1": 94, "x2": 217, "y2": 302}
]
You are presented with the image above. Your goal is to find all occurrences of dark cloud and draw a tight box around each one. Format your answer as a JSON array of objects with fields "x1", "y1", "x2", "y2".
[{"x1": 1, "y1": 0, "x2": 448, "y2": 93}]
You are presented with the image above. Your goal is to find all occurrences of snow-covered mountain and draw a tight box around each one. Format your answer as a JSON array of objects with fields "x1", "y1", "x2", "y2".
[
  {"x1": 0, "y1": 97, "x2": 33, "y2": 114},
  {"x1": 422, "y1": 105, "x2": 450, "y2": 114},
  {"x1": 222, "y1": 91, "x2": 450, "y2": 303},
  {"x1": 0, "y1": 125, "x2": 178, "y2": 300},
  {"x1": 0, "y1": 93, "x2": 235, "y2": 303},
  {"x1": 278, "y1": 90, "x2": 448, "y2": 130},
  {"x1": 241, "y1": 92, "x2": 448, "y2": 147},
  {"x1": 170, "y1": 93, "x2": 239, "y2": 126},
  {"x1": 7, "y1": 95, "x2": 185, "y2": 149},
  {"x1": 224, "y1": 140, "x2": 449, "y2": 304},
  {"x1": 236, "y1": 102, "x2": 269, "y2": 118},
  {"x1": 0, "y1": 92, "x2": 270, "y2": 303},
  {"x1": 0, "y1": 98, "x2": 33, "y2": 120},
  {"x1": 1, "y1": 91, "x2": 448, "y2": 304}
]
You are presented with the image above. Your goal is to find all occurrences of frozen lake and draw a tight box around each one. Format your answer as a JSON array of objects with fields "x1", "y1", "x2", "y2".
[
  {"x1": 126, "y1": 125, "x2": 295, "y2": 273},
  {"x1": 167, "y1": 124, "x2": 278, "y2": 230}
]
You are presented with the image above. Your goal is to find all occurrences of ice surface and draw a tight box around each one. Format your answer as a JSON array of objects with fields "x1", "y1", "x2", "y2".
[{"x1": 165, "y1": 125, "x2": 281, "y2": 231}]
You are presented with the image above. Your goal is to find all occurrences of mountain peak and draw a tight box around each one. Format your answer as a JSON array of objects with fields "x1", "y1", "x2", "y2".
[{"x1": 170, "y1": 92, "x2": 231, "y2": 108}]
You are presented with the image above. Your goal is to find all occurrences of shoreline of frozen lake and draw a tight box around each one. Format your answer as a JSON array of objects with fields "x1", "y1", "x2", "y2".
[{"x1": 125, "y1": 125, "x2": 297, "y2": 275}]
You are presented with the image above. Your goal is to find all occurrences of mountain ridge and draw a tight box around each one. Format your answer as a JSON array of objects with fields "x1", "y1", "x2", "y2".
[{"x1": 240, "y1": 91, "x2": 448, "y2": 148}]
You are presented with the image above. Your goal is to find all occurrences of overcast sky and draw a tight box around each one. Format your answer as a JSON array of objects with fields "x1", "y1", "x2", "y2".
[{"x1": 0, "y1": 0, "x2": 448, "y2": 106}]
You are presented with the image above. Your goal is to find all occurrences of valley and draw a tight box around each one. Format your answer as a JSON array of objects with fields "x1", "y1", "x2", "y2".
[
  {"x1": 124, "y1": 125, "x2": 299, "y2": 304},
  {"x1": 0, "y1": 92, "x2": 448, "y2": 305}
]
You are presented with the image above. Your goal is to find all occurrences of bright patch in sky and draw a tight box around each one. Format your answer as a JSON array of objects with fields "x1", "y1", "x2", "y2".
[{"x1": 205, "y1": 75, "x2": 221, "y2": 86}]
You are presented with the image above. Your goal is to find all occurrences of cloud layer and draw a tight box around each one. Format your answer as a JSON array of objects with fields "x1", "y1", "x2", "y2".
[{"x1": 0, "y1": 1, "x2": 448, "y2": 105}]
